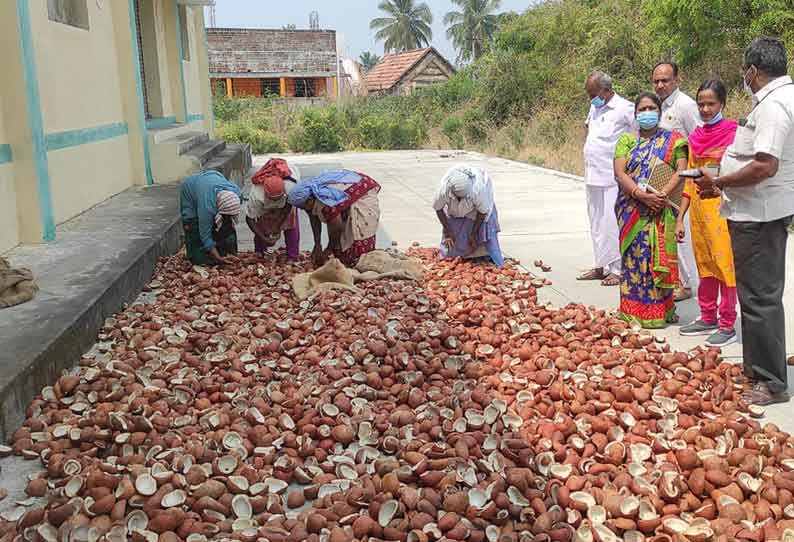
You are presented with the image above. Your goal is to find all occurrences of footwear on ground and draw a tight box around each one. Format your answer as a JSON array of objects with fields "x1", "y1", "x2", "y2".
[{"x1": 679, "y1": 319, "x2": 718, "y2": 336}]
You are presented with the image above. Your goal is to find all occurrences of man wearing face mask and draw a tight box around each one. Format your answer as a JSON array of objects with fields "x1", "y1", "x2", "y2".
[
  {"x1": 652, "y1": 61, "x2": 701, "y2": 302},
  {"x1": 580, "y1": 71, "x2": 636, "y2": 286},
  {"x1": 696, "y1": 37, "x2": 794, "y2": 406}
]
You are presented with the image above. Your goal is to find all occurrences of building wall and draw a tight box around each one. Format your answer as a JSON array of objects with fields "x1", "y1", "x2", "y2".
[
  {"x1": 182, "y1": 6, "x2": 204, "y2": 121},
  {"x1": 0, "y1": 0, "x2": 213, "y2": 250},
  {"x1": 0, "y1": 91, "x2": 17, "y2": 253},
  {"x1": 32, "y1": 0, "x2": 134, "y2": 224}
]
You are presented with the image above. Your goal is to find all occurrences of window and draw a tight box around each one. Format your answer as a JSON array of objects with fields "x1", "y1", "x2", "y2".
[
  {"x1": 294, "y1": 79, "x2": 317, "y2": 98},
  {"x1": 179, "y1": 6, "x2": 191, "y2": 61},
  {"x1": 48, "y1": 0, "x2": 89, "y2": 30},
  {"x1": 261, "y1": 79, "x2": 280, "y2": 97},
  {"x1": 212, "y1": 80, "x2": 227, "y2": 97}
]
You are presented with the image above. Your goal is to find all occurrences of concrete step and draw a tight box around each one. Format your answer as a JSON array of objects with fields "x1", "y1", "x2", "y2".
[
  {"x1": 159, "y1": 131, "x2": 209, "y2": 155},
  {"x1": 146, "y1": 122, "x2": 204, "y2": 145},
  {"x1": 183, "y1": 139, "x2": 226, "y2": 167},
  {"x1": 202, "y1": 143, "x2": 253, "y2": 187}
]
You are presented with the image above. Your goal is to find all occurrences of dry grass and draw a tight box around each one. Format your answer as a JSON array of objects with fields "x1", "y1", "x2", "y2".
[{"x1": 424, "y1": 90, "x2": 754, "y2": 178}]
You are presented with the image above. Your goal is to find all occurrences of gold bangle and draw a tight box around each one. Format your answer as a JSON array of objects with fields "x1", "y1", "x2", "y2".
[{"x1": 631, "y1": 187, "x2": 639, "y2": 199}]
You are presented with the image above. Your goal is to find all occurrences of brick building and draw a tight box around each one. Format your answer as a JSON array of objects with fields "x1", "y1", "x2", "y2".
[{"x1": 207, "y1": 28, "x2": 339, "y2": 102}]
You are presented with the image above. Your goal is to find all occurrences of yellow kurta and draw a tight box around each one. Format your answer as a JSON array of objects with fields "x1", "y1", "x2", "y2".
[{"x1": 684, "y1": 154, "x2": 736, "y2": 286}]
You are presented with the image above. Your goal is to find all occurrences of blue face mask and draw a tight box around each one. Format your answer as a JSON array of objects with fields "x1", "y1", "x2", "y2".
[
  {"x1": 591, "y1": 95, "x2": 606, "y2": 109},
  {"x1": 637, "y1": 111, "x2": 660, "y2": 130},
  {"x1": 704, "y1": 111, "x2": 723, "y2": 126}
]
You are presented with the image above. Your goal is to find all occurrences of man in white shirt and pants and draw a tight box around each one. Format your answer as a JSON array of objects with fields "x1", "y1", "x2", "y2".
[
  {"x1": 652, "y1": 61, "x2": 701, "y2": 301},
  {"x1": 580, "y1": 71, "x2": 635, "y2": 286},
  {"x1": 697, "y1": 37, "x2": 794, "y2": 406}
]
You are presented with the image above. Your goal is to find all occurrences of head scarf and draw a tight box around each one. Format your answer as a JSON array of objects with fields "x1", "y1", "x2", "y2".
[
  {"x1": 448, "y1": 167, "x2": 475, "y2": 200},
  {"x1": 288, "y1": 170, "x2": 362, "y2": 208},
  {"x1": 252, "y1": 158, "x2": 294, "y2": 200},
  {"x1": 216, "y1": 190, "x2": 241, "y2": 227}
]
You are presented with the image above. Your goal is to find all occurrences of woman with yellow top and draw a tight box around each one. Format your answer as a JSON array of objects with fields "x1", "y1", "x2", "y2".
[{"x1": 675, "y1": 80, "x2": 738, "y2": 347}]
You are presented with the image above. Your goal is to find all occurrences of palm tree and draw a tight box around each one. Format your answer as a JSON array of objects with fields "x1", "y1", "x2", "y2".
[
  {"x1": 359, "y1": 51, "x2": 382, "y2": 72},
  {"x1": 444, "y1": 0, "x2": 502, "y2": 62},
  {"x1": 370, "y1": 0, "x2": 433, "y2": 53}
]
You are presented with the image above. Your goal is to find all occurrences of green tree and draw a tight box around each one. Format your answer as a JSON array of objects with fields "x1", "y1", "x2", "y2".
[
  {"x1": 444, "y1": 0, "x2": 503, "y2": 62},
  {"x1": 370, "y1": 0, "x2": 433, "y2": 53},
  {"x1": 359, "y1": 51, "x2": 382, "y2": 72}
]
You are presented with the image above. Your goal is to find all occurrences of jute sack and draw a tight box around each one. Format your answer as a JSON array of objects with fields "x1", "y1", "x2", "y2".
[{"x1": 0, "y1": 257, "x2": 39, "y2": 309}]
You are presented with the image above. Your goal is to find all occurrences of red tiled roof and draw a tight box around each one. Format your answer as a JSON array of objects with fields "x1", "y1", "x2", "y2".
[{"x1": 365, "y1": 48, "x2": 450, "y2": 92}]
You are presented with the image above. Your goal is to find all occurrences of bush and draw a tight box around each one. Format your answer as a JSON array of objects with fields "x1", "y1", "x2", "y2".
[
  {"x1": 216, "y1": 122, "x2": 285, "y2": 154},
  {"x1": 288, "y1": 107, "x2": 345, "y2": 153},
  {"x1": 355, "y1": 112, "x2": 427, "y2": 150},
  {"x1": 462, "y1": 108, "x2": 489, "y2": 143},
  {"x1": 441, "y1": 117, "x2": 465, "y2": 149}
]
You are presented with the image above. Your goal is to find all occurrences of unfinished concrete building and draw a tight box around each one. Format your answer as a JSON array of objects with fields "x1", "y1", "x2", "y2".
[{"x1": 207, "y1": 28, "x2": 339, "y2": 103}]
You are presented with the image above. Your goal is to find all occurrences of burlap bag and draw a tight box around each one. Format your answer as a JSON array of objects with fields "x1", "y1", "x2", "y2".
[{"x1": 0, "y1": 257, "x2": 39, "y2": 309}]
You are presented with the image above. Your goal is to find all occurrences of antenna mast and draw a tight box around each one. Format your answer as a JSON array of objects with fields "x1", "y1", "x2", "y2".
[{"x1": 208, "y1": 3, "x2": 217, "y2": 27}]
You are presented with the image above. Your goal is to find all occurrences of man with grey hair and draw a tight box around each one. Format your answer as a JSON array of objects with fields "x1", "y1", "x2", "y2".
[
  {"x1": 580, "y1": 71, "x2": 635, "y2": 286},
  {"x1": 696, "y1": 37, "x2": 794, "y2": 406}
]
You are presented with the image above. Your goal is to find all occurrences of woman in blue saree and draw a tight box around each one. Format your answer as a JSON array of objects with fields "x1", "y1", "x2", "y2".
[{"x1": 613, "y1": 93, "x2": 689, "y2": 328}]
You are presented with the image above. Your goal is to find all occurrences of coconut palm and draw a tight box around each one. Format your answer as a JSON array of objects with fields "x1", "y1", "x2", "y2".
[
  {"x1": 370, "y1": 0, "x2": 433, "y2": 53},
  {"x1": 444, "y1": 0, "x2": 502, "y2": 62},
  {"x1": 359, "y1": 51, "x2": 382, "y2": 72}
]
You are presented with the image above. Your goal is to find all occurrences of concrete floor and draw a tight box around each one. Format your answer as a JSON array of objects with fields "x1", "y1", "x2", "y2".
[{"x1": 2, "y1": 149, "x2": 793, "y2": 506}]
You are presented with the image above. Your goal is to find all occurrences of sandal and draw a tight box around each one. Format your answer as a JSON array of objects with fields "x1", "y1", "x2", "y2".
[
  {"x1": 666, "y1": 313, "x2": 680, "y2": 324},
  {"x1": 577, "y1": 268, "x2": 605, "y2": 281},
  {"x1": 600, "y1": 273, "x2": 620, "y2": 287},
  {"x1": 742, "y1": 382, "x2": 791, "y2": 406}
]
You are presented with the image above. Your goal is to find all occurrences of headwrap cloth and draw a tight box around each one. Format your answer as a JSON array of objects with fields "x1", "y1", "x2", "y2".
[{"x1": 287, "y1": 170, "x2": 362, "y2": 208}]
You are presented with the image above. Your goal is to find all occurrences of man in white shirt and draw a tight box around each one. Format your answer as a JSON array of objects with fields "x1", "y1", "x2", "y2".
[
  {"x1": 652, "y1": 61, "x2": 701, "y2": 301},
  {"x1": 696, "y1": 37, "x2": 794, "y2": 406},
  {"x1": 580, "y1": 71, "x2": 635, "y2": 286}
]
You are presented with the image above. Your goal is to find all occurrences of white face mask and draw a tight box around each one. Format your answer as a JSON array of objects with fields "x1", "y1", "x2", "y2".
[{"x1": 743, "y1": 67, "x2": 755, "y2": 97}]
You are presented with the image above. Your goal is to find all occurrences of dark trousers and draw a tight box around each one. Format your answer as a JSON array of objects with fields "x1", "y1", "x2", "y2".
[{"x1": 729, "y1": 216, "x2": 792, "y2": 393}]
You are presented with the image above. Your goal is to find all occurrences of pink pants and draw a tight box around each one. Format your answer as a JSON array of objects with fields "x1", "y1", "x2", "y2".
[
  {"x1": 698, "y1": 277, "x2": 737, "y2": 330},
  {"x1": 254, "y1": 227, "x2": 300, "y2": 261}
]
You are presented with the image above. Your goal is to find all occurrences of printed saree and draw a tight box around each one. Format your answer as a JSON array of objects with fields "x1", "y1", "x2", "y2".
[{"x1": 614, "y1": 129, "x2": 687, "y2": 328}]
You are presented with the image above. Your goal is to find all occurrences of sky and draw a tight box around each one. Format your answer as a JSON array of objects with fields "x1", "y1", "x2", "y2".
[{"x1": 208, "y1": 1, "x2": 534, "y2": 63}]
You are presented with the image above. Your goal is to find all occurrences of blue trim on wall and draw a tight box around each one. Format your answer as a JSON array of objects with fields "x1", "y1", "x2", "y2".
[
  {"x1": 45, "y1": 122, "x2": 129, "y2": 151},
  {"x1": 0, "y1": 145, "x2": 12, "y2": 165},
  {"x1": 145, "y1": 116, "x2": 177, "y2": 130},
  {"x1": 127, "y1": 0, "x2": 154, "y2": 185},
  {"x1": 174, "y1": 2, "x2": 189, "y2": 123},
  {"x1": 16, "y1": 0, "x2": 56, "y2": 241},
  {"x1": 187, "y1": 113, "x2": 204, "y2": 122}
]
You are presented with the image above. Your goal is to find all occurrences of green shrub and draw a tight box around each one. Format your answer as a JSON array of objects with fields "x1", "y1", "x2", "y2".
[
  {"x1": 216, "y1": 122, "x2": 285, "y2": 154},
  {"x1": 288, "y1": 107, "x2": 345, "y2": 153},
  {"x1": 355, "y1": 112, "x2": 427, "y2": 150},
  {"x1": 441, "y1": 117, "x2": 465, "y2": 149},
  {"x1": 462, "y1": 108, "x2": 489, "y2": 143}
]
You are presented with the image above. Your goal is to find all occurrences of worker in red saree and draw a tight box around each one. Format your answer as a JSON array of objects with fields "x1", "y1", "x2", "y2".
[
  {"x1": 613, "y1": 93, "x2": 689, "y2": 328},
  {"x1": 245, "y1": 158, "x2": 301, "y2": 261},
  {"x1": 288, "y1": 170, "x2": 381, "y2": 267}
]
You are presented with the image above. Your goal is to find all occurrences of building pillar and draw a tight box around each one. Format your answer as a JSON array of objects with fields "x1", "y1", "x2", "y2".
[
  {"x1": 2, "y1": 0, "x2": 56, "y2": 242},
  {"x1": 116, "y1": 0, "x2": 153, "y2": 186},
  {"x1": 332, "y1": 77, "x2": 338, "y2": 99},
  {"x1": 225, "y1": 78, "x2": 233, "y2": 97},
  {"x1": 279, "y1": 78, "x2": 286, "y2": 98}
]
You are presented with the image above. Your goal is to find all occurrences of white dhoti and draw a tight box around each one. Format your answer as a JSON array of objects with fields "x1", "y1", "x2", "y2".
[
  {"x1": 586, "y1": 185, "x2": 621, "y2": 276},
  {"x1": 677, "y1": 214, "x2": 698, "y2": 289}
]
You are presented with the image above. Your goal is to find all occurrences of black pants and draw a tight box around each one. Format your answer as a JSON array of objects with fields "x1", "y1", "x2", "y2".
[{"x1": 729, "y1": 216, "x2": 792, "y2": 393}]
